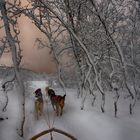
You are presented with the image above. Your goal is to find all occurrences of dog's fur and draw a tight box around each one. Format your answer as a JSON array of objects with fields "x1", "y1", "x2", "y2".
[
  {"x1": 35, "y1": 97, "x2": 43, "y2": 119},
  {"x1": 45, "y1": 87, "x2": 66, "y2": 116},
  {"x1": 34, "y1": 88, "x2": 44, "y2": 119}
]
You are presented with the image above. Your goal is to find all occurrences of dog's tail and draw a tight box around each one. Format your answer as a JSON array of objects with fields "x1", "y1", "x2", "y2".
[{"x1": 63, "y1": 94, "x2": 66, "y2": 99}]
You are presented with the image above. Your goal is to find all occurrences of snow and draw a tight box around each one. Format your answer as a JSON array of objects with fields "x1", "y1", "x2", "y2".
[{"x1": 0, "y1": 81, "x2": 140, "y2": 140}]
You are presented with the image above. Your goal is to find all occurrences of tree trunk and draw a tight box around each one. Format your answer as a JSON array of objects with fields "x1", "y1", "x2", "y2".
[{"x1": 0, "y1": 0, "x2": 25, "y2": 137}]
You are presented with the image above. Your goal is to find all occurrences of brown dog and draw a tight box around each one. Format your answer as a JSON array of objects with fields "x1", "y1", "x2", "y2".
[
  {"x1": 34, "y1": 88, "x2": 44, "y2": 119},
  {"x1": 35, "y1": 98, "x2": 43, "y2": 119},
  {"x1": 45, "y1": 87, "x2": 66, "y2": 116}
]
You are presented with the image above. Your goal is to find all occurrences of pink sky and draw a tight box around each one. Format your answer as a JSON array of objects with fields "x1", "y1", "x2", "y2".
[{"x1": 0, "y1": 15, "x2": 57, "y2": 73}]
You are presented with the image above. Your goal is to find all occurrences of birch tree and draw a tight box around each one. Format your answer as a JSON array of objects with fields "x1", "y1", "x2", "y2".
[{"x1": 0, "y1": 0, "x2": 25, "y2": 137}]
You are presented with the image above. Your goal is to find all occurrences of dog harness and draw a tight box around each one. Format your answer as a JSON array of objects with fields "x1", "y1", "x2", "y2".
[{"x1": 51, "y1": 95, "x2": 63, "y2": 102}]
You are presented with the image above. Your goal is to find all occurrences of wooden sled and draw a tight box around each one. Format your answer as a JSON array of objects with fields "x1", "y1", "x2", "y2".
[{"x1": 30, "y1": 127, "x2": 77, "y2": 140}]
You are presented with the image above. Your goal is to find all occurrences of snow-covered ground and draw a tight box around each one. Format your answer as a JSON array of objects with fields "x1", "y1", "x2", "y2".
[{"x1": 0, "y1": 81, "x2": 140, "y2": 140}]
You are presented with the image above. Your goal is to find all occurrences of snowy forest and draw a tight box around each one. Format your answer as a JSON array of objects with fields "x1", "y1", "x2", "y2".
[{"x1": 0, "y1": 0, "x2": 140, "y2": 140}]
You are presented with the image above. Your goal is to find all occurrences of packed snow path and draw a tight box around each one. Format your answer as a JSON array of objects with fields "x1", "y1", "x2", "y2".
[{"x1": 0, "y1": 81, "x2": 140, "y2": 140}]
